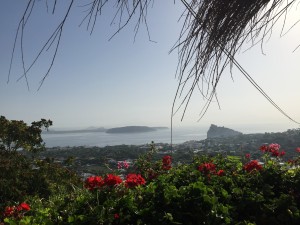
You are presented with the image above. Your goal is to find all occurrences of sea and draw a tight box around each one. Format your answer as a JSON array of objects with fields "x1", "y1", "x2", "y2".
[
  {"x1": 41, "y1": 124, "x2": 293, "y2": 148},
  {"x1": 42, "y1": 127, "x2": 207, "y2": 148}
]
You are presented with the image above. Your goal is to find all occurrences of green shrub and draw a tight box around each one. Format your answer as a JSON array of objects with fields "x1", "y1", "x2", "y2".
[{"x1": 1, "y1": 142, "x2": 300, "y2": 225}]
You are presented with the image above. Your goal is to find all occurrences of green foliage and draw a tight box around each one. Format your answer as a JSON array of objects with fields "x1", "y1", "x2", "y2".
[
  {"x1": 0, "y1": 116, "x2": 52, "y2": 152},
  {"x1": 0, "y1": 150, "x2": 81, "y2": 211},
  {"x1": 1, "y1": 126, "x2": 300, "y2": 224}
]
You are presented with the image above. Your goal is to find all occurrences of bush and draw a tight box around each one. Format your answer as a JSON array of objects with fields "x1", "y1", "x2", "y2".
[
  {"x1": 1, "y1": 143, "x2": 300, "y2": 224},
  {"x1": 0, "y1": 150, "x2": 81, "y2": 221}
]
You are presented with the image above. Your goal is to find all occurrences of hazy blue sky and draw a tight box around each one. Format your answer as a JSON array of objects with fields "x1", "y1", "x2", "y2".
[{"x1": 1, "y1": 0, "x2": 300, "y2": 133}]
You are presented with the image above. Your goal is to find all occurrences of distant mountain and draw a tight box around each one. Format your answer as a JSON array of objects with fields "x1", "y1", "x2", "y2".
[
  {"x1": 207, "y1": 124, "x2": 242, "y2": 138},
  {"x1": 106, "y1": 126, "x2": 168, "y2": 134}
]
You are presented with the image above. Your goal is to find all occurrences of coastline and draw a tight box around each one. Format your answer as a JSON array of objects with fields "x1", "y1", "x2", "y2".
[{"x1": 42, "y1": 127, "x2": 207, "y2": 148}]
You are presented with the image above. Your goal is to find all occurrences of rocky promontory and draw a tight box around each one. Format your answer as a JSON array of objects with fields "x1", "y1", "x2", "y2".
[{"x1": 207, "y1": 124, "x2": 242, "y2": 139}]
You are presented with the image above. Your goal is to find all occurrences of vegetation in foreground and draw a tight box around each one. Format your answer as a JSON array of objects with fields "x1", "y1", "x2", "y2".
[{"x1": 1, "y1": 116, "x2": 300, "y2": 224}]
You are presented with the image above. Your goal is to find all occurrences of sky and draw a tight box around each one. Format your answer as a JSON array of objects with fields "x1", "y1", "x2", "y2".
[{"x1": 0, "y1": 0, "x2": 300, "y2": 133}]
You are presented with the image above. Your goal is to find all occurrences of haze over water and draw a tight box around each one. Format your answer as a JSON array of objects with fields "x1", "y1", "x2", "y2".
[{"x1": 42, "y1": 124, "x2": 295, "y2": 148}]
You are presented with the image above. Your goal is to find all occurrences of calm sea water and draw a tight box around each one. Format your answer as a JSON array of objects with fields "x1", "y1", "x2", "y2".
[
  {"x1": 42, "y1": 124, "x2": 293, "y2": 148},
  {"x1": 42, "y1": 127, "x2": 207, "y2": 147}
]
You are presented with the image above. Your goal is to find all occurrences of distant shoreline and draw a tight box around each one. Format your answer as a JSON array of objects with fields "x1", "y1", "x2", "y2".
[
  {"x1": 44, "y1": 126, "x2": 168, "y2": 135},
  {"x1": 45, "y1": 128, "x2": 107, "y2": 134}
]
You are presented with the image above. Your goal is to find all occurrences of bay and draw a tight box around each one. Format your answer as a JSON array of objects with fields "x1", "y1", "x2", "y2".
[
  {"x1": 42, "y1": 127, "x2": 207, "y2": 148},
  {"x1": 42, "y1": 124, "x2": 292, "y2": 148}
]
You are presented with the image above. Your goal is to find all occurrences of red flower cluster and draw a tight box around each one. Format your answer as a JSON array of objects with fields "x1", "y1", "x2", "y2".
[
  {"x1": 85, "y1": 174, "x2": 122, "y2": 190},
  {"x1": 296, "y1": 147, "x2": 300, "y2": 153},
  {"x1": 85, "y1": 176, "x2": 104, "y2": 190},
  {"x1": 3, "y1": 206, "x2": 15, "y2": 217},
  {"x1": 103, "y1": 174, "x2": 123, "y2": 186},
  {"x1": 125, "y1": 174, "x2": 146, "y2": 188},
  {"x1": 3, "y1": 202, "x2": 30, "y2": 218},
  {"x1": 243, "y1": 160, "x2": 263, "y2": 173},
  {"x1": 217, "y1": 169, "x2": 225, "y2": 176},
  {"x1": 198, "y1": 162, "x2": 225, "y2": 176},
  {"x1": 198, "y1": 162, "x2": 216, "y2": 174},
  {"x1": 162, "y1": 155, "x2": 172, "y2": 170},
  {"x1": 259, "y1": 143, "x2": 285, "y2": 157},
  {"x1": 17, "y1": 203, "x2": 30, "y2": 211}
]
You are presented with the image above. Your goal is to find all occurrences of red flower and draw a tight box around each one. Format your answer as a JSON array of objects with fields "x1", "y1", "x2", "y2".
[
  {"x1": 17, "y1": 202, "x2": 30, "y2": 211},
  {"x1": 114, "y1": 213, "x2": 120, "y2": 219},
  {"x1": 3, "y1": 203, "x2": 30, "y2": 219},
  {"x1": 198, "y1": 162, "x2": 216, "y2": 174},
  {"x1": 279, "y1": 150, "x2": 285, "y2": 157},
  {"x1": 103, "y1": 174, "x2": 122, "y2": 186},
  {"x1": 269, "y1": 143, "x2": 280, "y2": 152},
  {"x1": 271, "y1": 150, "x2": 280, "y2": 157},
  {"x1": 162, "y1": 155, "x2": 172, "y2": 170},
  {"x1": 217, "y1": 170, "x2": 225, "y2": 176},
  {"x1": 259, "y1": 145, "x2": 268, "y2": 152},
  {"x1": 3, "y1": 206, "x2": 16, "y2": 217},
  {"x1": 245, "y1": 154, "x2": 250, "y2": 159},
  {"x1": 125, "y1": 174, "x2": 146, "y2": 188},
  {"x1": 84, "y1": 176, "x2": 104, "y2": 190},
  {"x1": 296, "y1": 147, "x2": 300, "y2": 153},
  {"x1": 260, "y1": 143, "x2": 285, "y2": 157},
  {"x1": 243, "y1": 160, "x2": 263, "y2": 173}
]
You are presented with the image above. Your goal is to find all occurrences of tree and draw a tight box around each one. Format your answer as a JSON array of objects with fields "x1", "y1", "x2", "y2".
[
  {"x1": 6, "y1": 0, "x2": 300, "y2": 123},
  {"x1": 0, "y1": 115, "x2": 52, "y2": 152}
]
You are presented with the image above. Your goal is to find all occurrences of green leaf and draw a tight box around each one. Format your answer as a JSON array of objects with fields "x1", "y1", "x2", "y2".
[{"x1": 221, "y1": 188, "x2": 229, "y2": 199}]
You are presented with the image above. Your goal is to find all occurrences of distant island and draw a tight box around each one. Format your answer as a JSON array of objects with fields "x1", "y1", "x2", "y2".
[
  {"x1": 207, "y1": 124, "x2": 242, "y2": 138},
  {"x1": 106, "y1": 126, "x2": 168, "y2": 134}
]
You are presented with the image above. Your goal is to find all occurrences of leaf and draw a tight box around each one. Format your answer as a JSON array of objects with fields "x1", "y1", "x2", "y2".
[
  {"x1": 164, "y1": 185, "x2": 179, "y2": 203},
  {"x1": 221, "y1": 188, "x2": 229, "y2": 199},
  {"x1": 4, "y1": 218, "x2": 18, "y2": 225}
]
